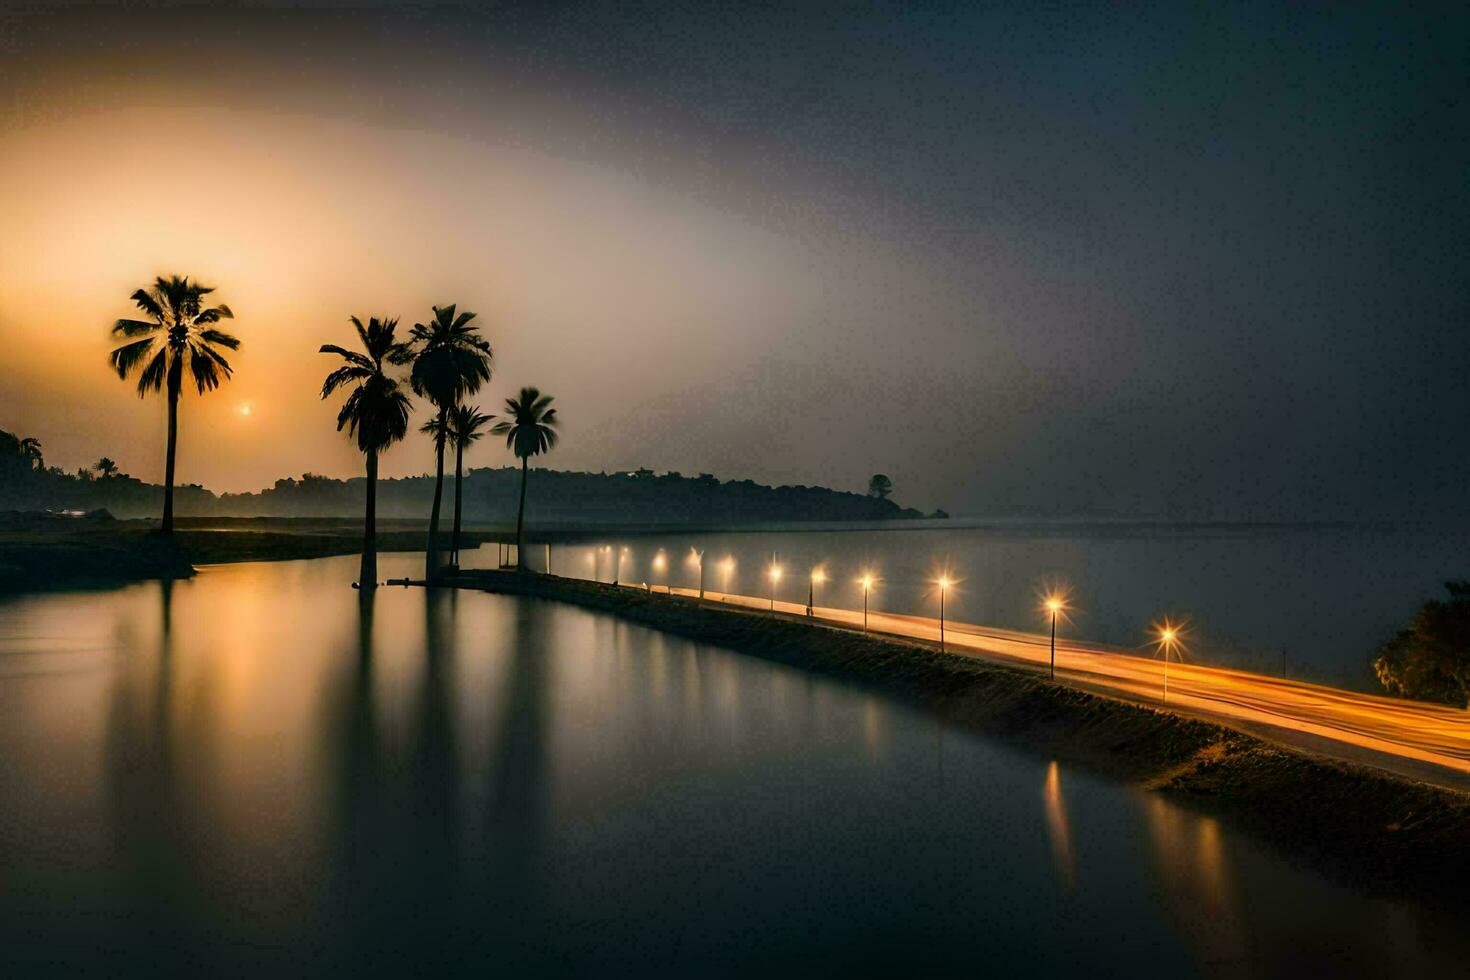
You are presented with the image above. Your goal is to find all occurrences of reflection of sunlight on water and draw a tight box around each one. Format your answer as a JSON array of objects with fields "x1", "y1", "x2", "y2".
[
  {"x1": 1043, "y1": 761, "x2": 1076, "y2": 894},
  {"x1": 1143, "y1": 795, "x2": 1244, "y2": 968}
]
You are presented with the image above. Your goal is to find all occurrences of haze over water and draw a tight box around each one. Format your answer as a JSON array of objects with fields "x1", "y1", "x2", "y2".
[{"x1": 0, "y1": 555, "x2": 1462, "y2": 975}]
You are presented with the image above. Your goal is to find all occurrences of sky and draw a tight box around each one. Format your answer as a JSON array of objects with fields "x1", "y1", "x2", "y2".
[{"x1": 0, "y1": 1, "x2": 1465, "y2": 519}]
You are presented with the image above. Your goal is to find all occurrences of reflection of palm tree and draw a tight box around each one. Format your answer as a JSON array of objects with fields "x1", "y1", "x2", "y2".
[
  {"x1": 399, "y1": 305, "x2": 492, "y2": 581},
  {"x1": 94, "y1": 456, "x2": 119, "y2": 479},
  {"x1": 108, "y1": 276, "x2": 240, "y2": 533},
  {"x1": 491, "y1": 387, "x2": 560, "y2": 569},
  {"x1": 447, "y1": 404, "x2": 492, "y2": 568},
  {"x1": 320, "y1": 316, "x2": 414, "y2": 591},
  {"x1": 19, "y1": 436, "x2": 43, "y2": 470}
]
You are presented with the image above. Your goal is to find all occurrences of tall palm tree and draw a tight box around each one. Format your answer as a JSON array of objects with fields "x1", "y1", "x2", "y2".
[
  {"x1": 94, "y1": 457, "x2": 119, "y2": 479},
  {"x1": 399, "y1": 305, "x2": 492, "y2": 580},
  {"x1": 491, "y1": 387, "x2": 559, "y2": 570},
  {"x1": 108, "y1": 275, "x2": 239, "y2": 533},
  {"x1": 320, "y1": 316, "x2": 413, "y2": 591},
  {"x1": 447, "y1": 404, "x2": 493, "y2": 567},
  {"x1": 18, "y1": 437, "x2": 43, "y2": 471}
]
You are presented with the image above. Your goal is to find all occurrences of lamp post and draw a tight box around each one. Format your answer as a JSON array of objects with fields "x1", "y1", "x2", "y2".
[
  {"x1": 936, "y1": 576, "x2": 951, "y2": 652},
  {"x1": 808, "y1": 566, "x2": 826, "y2": 617},
  {"x1": 690, "y1": 547, "x2": 705, "y2": 599},
  {"x1": 1044, "y1": 594, "x2": 1067, "y2": 681},
  {"x1": 860, "y1": 572, "x2": 875, "y2": 632},
  {"x1": 721, "y1": 556, "x2": 734, "y2": 597},
  {"x1": 1155, "y1": 622, "x2": 1181, "y2": 703},
  {"x1": 769, "y1": 557, "x2": 782, "y2": 611}
]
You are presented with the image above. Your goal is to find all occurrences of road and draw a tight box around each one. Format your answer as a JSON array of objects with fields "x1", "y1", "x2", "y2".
[{"x1": 625, "y1": 582, "x2": 1470, "y2": 788}]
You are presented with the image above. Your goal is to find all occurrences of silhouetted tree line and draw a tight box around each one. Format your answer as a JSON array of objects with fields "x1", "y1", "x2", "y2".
[{"x1": 0, "y1": 442, "x2": 919, "y2": 525}]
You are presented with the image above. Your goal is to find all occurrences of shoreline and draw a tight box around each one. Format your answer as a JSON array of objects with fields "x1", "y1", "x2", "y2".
[{"x1": 444, "y1": 568, "x2": 1470, "y2": 906}]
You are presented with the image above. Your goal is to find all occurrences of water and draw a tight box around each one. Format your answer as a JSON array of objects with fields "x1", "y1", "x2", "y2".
[
  {"x1": 501, "y1": 520, "x2": 1470, "y2": 688},
  {"x1": 0, "y1": 555, "x2": 1462, "y2": 976}
]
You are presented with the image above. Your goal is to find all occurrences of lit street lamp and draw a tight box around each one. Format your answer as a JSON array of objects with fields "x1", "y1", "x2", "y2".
[
  {"x1": 936, "y1": 576, "x2": 952, "y2": 652},
  {"x1": 807, "y1": 566, "x2": 826, "y2": 617},
  {"x1": 721, "y1": 556, "x2": 735, "y2": 597},
  {"x1": 1154, "y1": 620, "x2": 1183, "y2": 702},
  {"x1": 689, "y1": 547, "x2": 705, "y2": 599},
  {"x1": 859, "y1": 572, "x2": 875, "y2": 632},
  {"x1": 1043, "y1": 592, "x2": 1068, "y2": 681},
  {"x1": 769, "y1": 558, "x2": 782, "y2": 611}
]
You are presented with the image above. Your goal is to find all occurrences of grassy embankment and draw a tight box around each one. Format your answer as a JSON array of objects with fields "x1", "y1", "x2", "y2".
[
  {"x1": 449, "y1": 567, "x2": 1470, "y2": 904},
  {"x1": 0, "y1": 515, "x2": 496, "y2": 593}
]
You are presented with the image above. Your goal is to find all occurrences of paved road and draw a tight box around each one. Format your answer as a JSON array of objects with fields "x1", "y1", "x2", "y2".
[{"x1": 630, "y1": 583, "x2": 1470, "y2": 787}]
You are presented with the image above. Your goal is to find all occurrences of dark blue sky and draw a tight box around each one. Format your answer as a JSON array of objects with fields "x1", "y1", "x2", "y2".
[{"x1": 3, "y1": 2, "x2": 1466, "y2": 518}]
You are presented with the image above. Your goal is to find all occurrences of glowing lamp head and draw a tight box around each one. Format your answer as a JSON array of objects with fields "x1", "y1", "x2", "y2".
[
  {"x1": 860, "y1": 574, "x2": 874, "y2": 591},
  {"x1": 1045, "y1": 596, "x2": 1064, "y2": 614},
  {"x1": 811, "y1": 568, "x2": 826, "y2": 584},
  {"x1": 722, "y1": 557, "x2": 735, "y2": 572},
  {"x1": 937, "y1": 576, "x2": 952, "y2": 591},
  {"x1": 1161, "y1": 628, "x2": 1176, "y2": 643},
  {"x1": 770, "y1": 565, "x2": 782, "y2": 582}
]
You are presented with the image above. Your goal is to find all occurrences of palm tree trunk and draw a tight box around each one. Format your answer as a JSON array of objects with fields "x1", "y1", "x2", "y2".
[
  {"x1": 425, "y1": 406, "x2": 447, "y2": 581},
  {"x1": 515, "y1": 456, "x2": 529, "y2": 570},
  {"x1": 162, "y1": 382, "x2": 179, "y2": 534},
  {"x1": 360, "y1": 449, "x2": 378, "y2": 591},
  {"x1": 452, "y1": 441, "x2": 464, "y2": 568}
]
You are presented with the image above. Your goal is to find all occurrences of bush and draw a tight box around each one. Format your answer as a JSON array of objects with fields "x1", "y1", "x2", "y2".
[{"x1": 1372, "y1": 581, "x2": 1470, "y2": 707}]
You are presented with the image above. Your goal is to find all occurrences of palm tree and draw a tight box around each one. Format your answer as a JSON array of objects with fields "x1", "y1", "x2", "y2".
[
  {"x1": 447, "y1": 404, "x2": 493, "y2": 568},
  {"x1": 94, "y1": 457, "x2": 119, "y2": 479},
  {"x1": 320, "y1": 316, "x2": 413, "y2": 591},
  {"x1": 491, "y1": 387, "x2": 560, "y2": 570},
  {"x1": 399, "y1": 305, "x2": 492, "y2": 580},
  {"x1": 18, "y1": 437, "x2": 43, "y2": 471},
  {"x1": 867, "y1": 473, "x2": 893, "y2": 500},
  {"x1": 108, "y1": 275, "x2": 239, "y2": 533}
]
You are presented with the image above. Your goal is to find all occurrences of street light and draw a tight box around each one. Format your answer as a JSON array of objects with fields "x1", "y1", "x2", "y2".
[
  {"x1": 653, "y1": 550, "x2": 666, "y2": 591},
  {"x1": 1153, "y1": 620, "x2": 1184, "y2": 703},
  {"x1": 807, "y1": 566, "x2": 826, "y2": 617},
  {"x1": 768, "y1": 561, "x2": 782, "y2": 611},
  {"x1": 936, "y1": 576, "x2": 952, "y2": 652},
  {"x1": 721, "y1": 556, "x2": 735, "y2": 597},
  {"x1": 1042, "y1": 592, "x2": 1069, "y2": 681},
  {"x1": 859, "y1": 572, "x2": 876, "y2": 632},
  {"x1": 689, "y1": 547, "x2": 705, "y2": 599}
]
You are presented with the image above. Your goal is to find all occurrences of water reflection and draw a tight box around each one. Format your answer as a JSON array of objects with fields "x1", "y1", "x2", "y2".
[
  {"x1": 1, "y1": 556, "x2": 1467, "y2": 975},
  {"x1": 1042, "y1": 761, "x2": 1076, "y2": 895}
]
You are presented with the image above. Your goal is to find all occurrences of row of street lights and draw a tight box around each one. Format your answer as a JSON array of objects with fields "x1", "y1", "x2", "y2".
[{"x1": 590, "y1": 545, "x2": 1186, "y2": 700}]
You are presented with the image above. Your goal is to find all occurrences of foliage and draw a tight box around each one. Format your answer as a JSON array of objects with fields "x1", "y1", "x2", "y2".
[
  {"x1": 1372, "y1": 581, "x2": 1470, "y2": 707},
  {"x1": 320, "y1": 316, "x2": 414, "y2": 455},
  {"x1": 491, "y1": 387, "x2": 559, "y2": 460},
  {"x1": 868, "y1": 473, "x2": 893, "y2": 499},
  {"x1": 109, "y1": 275, "x2": 240, "y2": 397}
]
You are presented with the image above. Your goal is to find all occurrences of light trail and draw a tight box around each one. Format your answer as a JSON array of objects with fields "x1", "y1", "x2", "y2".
[{"x1": 624, "y1": 581, "x2": 1470, "y2": 784}]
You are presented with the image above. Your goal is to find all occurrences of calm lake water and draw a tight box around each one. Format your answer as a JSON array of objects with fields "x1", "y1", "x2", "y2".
[
  {"x1": 0, "y1": 554, "x2": 1463, "y2": 976},
  {"x1": 494, "y1": 520, "x2": 1470, "y2": 688}
]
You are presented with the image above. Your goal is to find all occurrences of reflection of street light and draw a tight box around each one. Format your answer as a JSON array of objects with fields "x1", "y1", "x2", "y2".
[
  {"x1": 859, "y1": 572, "x2": 876, "y2": 632},
  {"x1": 1042, "y1": 592, "x2": 1068, "y2": 681},
  {"x1": 936, "y1": 576, "x2": 952, "y2": 652},
  {"x1": 769, "y1": 561, "x2": 782, "y2": 611},
  {"x1": 807, "y1": 566, "x2": 826, "y2": 617}
]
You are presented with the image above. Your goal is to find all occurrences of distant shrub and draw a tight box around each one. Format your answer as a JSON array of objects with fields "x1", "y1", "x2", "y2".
[{"x1": 1372, "y1": 581, "x2": 1470, "y2": 707}]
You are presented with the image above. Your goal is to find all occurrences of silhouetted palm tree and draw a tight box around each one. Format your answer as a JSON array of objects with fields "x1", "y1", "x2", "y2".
[
  {"x1": 94, "y1": 457, "x2": 119, "y2": 479},
  {"x1": 867, "y1": 473, "x2": 893, "y2": 500},
  {"x1": 18, "y1": 437, "x2": 43, "y2": 471},
  {"x1": 491, "y1": 387, "x2": 559, "y2": 569},
  {"x1": 400, "y1": 305, "x2": 492, "y2": 580},
  {"x1": 448, "y1": 404, "x2": 492, "y2": 567},
  {"x1": 321, "y1": 316, "x2": 413, "y2": 591},
  {"x1": 108, "y1": 275, "x2": 239, "y2": 533}
]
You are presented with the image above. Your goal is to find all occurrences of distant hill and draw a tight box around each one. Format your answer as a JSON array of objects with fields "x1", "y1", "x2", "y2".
[{"x1": 0, "y1": 432, "x2": 925, "y2": 524}]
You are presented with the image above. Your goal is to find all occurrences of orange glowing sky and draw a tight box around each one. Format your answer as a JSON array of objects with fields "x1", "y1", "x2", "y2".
[{"x1": 2, "y1": 3, "x2": 1465, "y2": 518}]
